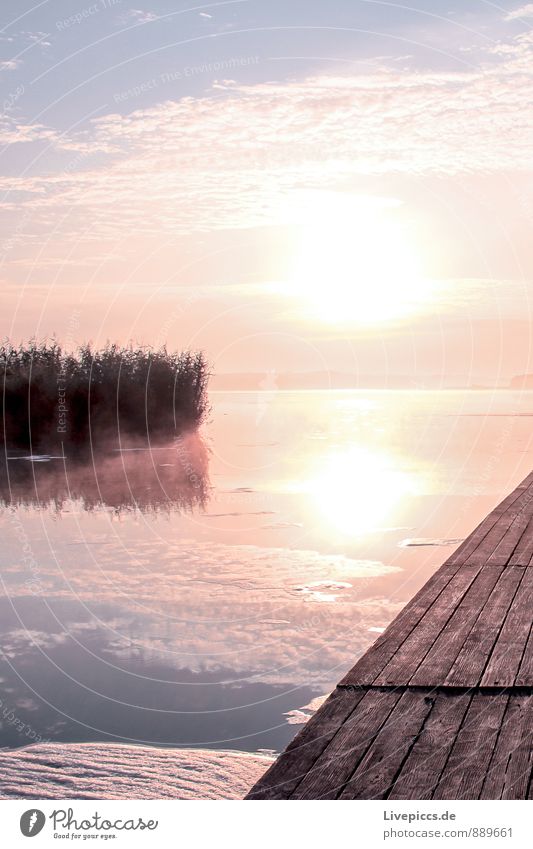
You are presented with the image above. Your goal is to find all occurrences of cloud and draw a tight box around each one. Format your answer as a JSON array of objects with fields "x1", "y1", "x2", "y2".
[
  {"x1": 20, "y1": 31, "x2": 52, "y2": 47},
  {"x1": 123, "y1": 8, "x2": 159, "y2": 24},
  {"x1": 505, "y1": 4, "x2": 533, "y2": 20},
  {"x1": 1, "y1": 27, "x2": 532, "y2": 245},
  {"x1": 0, "y1": 115, "x2": 59, "y2": 146},
  {"x1": 2, "y1": 536, "x2": 400, "y2": 685},
  {"x1": 0, "y1": 59, "x2": 21, "y2": 70},
  {"x1": 0, "y1": 31, "x2": 51, "y2": 48}
]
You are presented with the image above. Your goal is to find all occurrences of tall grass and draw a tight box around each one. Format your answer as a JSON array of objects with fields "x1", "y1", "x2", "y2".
[{"x1": 1, "y1": 340, "x2": 210, "y2": 453}]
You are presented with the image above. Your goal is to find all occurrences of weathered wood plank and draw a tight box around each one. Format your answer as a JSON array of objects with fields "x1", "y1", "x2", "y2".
[
  {"x1": 485, "y1": 509, "x2": 532, "y2": 566},
  {"x1": 515, "y1": 619, "x2": 533, "y2": 687},
  {"x1": 446, "y1": 472, "x2": 533, "y2": 567},
  {"x1": 481, "y1": 569, "x2": 533, "y2": 686},
  {"x1": 509, "y1": 513, "x2": 533, "y2": 565},
  {"x1": 480, "y1": 695, "x2": 533, "y2": 799},
  {"x1": 465, "y1": 490, "x2": 533, "y2": 566},
  {"x1": 245, "y1": 687, "x2": 366, "y2": 799},
  {"x1": 339, "y1": 691, "x2": 435, "y2": 799},
  {"x1": 342, "y1": 477, "x2": 533, "y2": 687},
  {"x1": 339, "y1": 562, "x2": 466, "y2": 686},
  {"x1": 442, "y1": 567, "x2": 525, "y2": 687},
  {"x1": 388, "y1": 692, "x2": 472, "y2": 800},
  {"x1": 291, "y1": 689, "x2": 402, "y2": 799},
  {"x1": 409, "y1": 566, "x2": 505, "y2": 687},
  {"x1": 433, "y1": 693, "x2": 509, "y2": 799},
  {"x1": 374, "y1": 566, "x2": 490, "y2": 687}
]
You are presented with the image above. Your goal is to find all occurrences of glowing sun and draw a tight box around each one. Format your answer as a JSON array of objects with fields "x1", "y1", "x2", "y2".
[{"x1": 286, "y1": 193, "x2": 430, "y2": 324}]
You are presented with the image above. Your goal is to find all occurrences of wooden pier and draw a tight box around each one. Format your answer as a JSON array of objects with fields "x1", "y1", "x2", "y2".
[{"x1": 247, "y1": 472, "x2": 533, "y2": 799}]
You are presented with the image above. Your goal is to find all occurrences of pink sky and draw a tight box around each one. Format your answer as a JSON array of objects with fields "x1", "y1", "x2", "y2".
[{"x1": 1, "y1": 1, "x2": 533, "y2": 384}]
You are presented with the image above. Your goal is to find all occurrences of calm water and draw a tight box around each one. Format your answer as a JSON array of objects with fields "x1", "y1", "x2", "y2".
[{"x1": 1, "y1": 390, "x2": 532, "y2": 755}]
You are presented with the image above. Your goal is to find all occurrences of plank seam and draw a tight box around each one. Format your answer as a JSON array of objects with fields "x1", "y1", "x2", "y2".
[
  {"x1": 381, "y1": 695, "x2": 438, "y2": 801},
  {"x1": 289, "y1": 690, "x2": 403, "y2": 800},
  {"x1": 359, "y1": 562, "x2": 486, "y2": 686},
  {"x1": 446, "y1": 474, "x2": 533, "y2": 566},
  {"x1": 337, "y1": 684, "x2": 533, "y2": 694},
  {"x1": 388, "y1": 692, "x2": 473, "y2": 801},
  {"x1": 514, "y1": 617, "x2": 533, "y2": 687},
  {"x1": 402, "y1": 565, "x2": 505, "y2": 686},
  {"x1": 460, "y1": 484, "x2": 533, "y2": 567},
  {"x1": 430, "y1": 693, "x2": 509, "y2": 800},
  {"x1": 490, "y1": 499, "x2": 533, "y2": 566},
  {"x1": 445, "y1": 564, "x2": 529, "y2": 686},
  {"x1": 341, "y1": 561, "x2": 470, "y2": 683},
  {"x1": 526, "y1": 747, "x2": 533, "y2": 800},
  {"x1": 334, "y1": 691, "x2": 432, "y2": 801},
  {"x1": 478, "y1": 695, "x2": 532, "y2": 799},
  {"x1": 477, "y1": 567, "x2": 532, "y2": 686}
]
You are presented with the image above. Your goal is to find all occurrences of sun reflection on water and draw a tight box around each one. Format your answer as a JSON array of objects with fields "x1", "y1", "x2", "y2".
[{"x1": 299, "y1": 446, "x2": 420, "y2": 536}]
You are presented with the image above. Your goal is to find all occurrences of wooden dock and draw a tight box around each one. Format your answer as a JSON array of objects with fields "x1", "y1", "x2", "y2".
[{"x1": 247, "y1": 472, "x2": 533, "y2": 800}]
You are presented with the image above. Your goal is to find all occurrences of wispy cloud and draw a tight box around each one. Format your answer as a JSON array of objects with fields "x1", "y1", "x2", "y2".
[
  {"x1": 122, "y1": 8, "x2": 159, "y2": 24},
  {"x1": 1, "y1": 28, "x2": 532, "y2": 246},
  {"x1": 0, "y1": 115, "x2": 59, "y2": 146},
  {"x1": 20, "y1": 30, "x2": 52, "y2": 47},
  {"x1": 0, "y1": 31, "x2": 51, "y2": 47},
  {"x1": 504, "y1": 4, "x2": 533, "y2": 20},
  {"x1": 0, "y1": 59, "x2": 21, "y2": 70}
]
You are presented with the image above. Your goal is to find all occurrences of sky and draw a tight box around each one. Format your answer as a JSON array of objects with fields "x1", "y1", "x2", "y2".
[{"x1": 1, "y1": 0, "x2": 533, "y2": 385}]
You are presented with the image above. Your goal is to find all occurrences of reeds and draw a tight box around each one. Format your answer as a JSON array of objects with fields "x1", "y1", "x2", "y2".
[{"x1": 1, "y1": 340, "x2": 210, "y2": 453}]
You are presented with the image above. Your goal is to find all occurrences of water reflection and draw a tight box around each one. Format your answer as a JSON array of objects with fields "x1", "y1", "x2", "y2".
[
  {"x1": 0, "y1": 433, "x2": 210, "y2": 514},
  {"x1": 297, "y1": 447, "x2": 421, "y2": 535},
  {"x1": 0, "y1": 595, "x2": 319, "y2": 751},
  {"x1": 1, "y1": 390, "x2": 532, "y2": 761}
]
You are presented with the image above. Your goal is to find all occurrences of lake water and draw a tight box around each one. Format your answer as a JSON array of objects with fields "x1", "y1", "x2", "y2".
[{"x1": 1, "y1": 390, "x2": 532, "y2": 760}]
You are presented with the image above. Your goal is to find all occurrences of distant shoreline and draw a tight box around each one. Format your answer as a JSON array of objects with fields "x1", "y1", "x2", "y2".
[{"x1": 209, "y1": 384, "x2": 533, "y2": 392}]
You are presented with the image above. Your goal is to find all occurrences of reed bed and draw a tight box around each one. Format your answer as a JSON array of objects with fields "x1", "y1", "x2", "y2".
[{"x1": 1, "y1": 341, "x2": 210, "y2": 453}]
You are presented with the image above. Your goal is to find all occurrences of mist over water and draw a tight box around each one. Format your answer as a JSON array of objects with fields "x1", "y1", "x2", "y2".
[{"x1": 1, "y1": 433, "x2": 210, "y2": 515}]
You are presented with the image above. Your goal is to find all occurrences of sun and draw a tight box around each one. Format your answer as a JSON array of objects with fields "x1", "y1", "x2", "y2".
[{"x1": 285, "y1": 193, "x2": 431, "y2": 324}]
